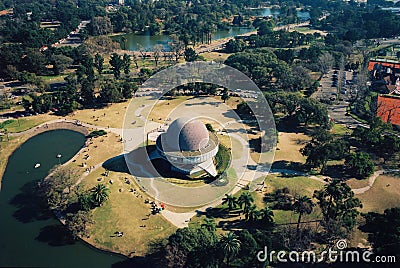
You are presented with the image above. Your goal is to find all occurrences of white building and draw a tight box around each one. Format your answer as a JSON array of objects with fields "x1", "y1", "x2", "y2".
[{"x1": 150, "y1": 117, "x2": 219, "y2": 177}]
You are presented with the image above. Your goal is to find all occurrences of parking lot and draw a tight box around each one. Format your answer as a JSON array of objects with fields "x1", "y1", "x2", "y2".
[{"x1": 312, "y1": 69, "x2": 360, "y2": 127}]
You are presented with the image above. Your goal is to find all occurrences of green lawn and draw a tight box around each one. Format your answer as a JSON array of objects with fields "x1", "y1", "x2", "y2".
[
  {"x1": 82, "y1": 169, "x2": 176, "y2": 256},
  {"x1": 0, "y1": 116, "x2": 52, "y2": 133},
  {"x1": 264, "y1": 174, "x2": 325, "y2": 197},
  {"x1": 331, "y1": 123, "x2": 349, "y2": 136}
]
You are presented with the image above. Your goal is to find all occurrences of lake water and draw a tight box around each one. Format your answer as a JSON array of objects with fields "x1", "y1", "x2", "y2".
[
  {"x1": 114, "y1": 7, "x2": 310, "y2": 51},
  {"x1": 115, "y1": 27, "x2": 254, "y2": 51},
  {"x1": 0, "y1": 129, "x2": 125, "y2": 267}
]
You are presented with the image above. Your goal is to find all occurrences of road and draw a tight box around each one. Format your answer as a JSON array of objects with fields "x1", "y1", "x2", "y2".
[{"x1": 312, "y1": 69, "x2": 360, "y2": 127}]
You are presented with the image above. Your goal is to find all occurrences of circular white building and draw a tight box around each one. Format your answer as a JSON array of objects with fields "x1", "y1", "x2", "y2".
[{"x1": 150, "y1": 117, "x2": 219, "y2": 177}]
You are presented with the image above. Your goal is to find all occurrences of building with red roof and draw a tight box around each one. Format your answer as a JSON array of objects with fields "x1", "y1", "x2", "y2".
[{"x1": 377, "y1": 95, "x2": 400, "y2": 126}]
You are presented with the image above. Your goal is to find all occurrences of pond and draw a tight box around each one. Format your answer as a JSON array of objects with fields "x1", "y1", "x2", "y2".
[
  {"x1": 114, "y1": 27, "x2": 254, "y2": 51},
  {"x1": 0, "y1": 129, "x2": 125, "y2": 267},
  {"x1": 113, "y1": 7, "x2": 310, "y2": 51}
]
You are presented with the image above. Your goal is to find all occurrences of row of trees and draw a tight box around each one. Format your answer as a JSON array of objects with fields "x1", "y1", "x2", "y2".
[
  {"x1": 157, "y1": 178, "x2": 363, "y2": 267},
  {"x1": 222, "y1": 192, "x2": 274, "y2": 225}
]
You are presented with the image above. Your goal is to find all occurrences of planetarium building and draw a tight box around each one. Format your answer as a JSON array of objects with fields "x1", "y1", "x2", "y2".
[{"x1": 149, "y1": 117, "x2": 219, "y2": 177}]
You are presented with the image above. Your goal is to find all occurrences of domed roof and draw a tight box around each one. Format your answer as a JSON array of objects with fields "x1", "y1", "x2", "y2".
[{"x1": 164, "y1": 117, "x2": 209, "y2": 151}]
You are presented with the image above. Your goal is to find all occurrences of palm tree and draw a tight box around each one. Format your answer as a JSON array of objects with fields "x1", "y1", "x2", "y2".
[
  {"x1": 91, "y1": 183, "x2": 109, "y2": 206},
  {"x1": 260, "y1": 207, "x2": 274, "y2": 225},
  {"x1": 219, "y1": 232, "x2": 241, "y2": 267},
  {"x1": 222, "y1": 194, "x2": 237, "y2": 210},
  {"x1": 201, "y1": 218, "x2": 216, "y2": 232},
  {"x1": 237, "y1": 192, "x2": 254, "y2": 214},
  {"x1": 245, "y1": 204, "x2": 261, "y2": 222},
  {"x1": 293, "y1": 195, "x2": 314, "y2": 234}
]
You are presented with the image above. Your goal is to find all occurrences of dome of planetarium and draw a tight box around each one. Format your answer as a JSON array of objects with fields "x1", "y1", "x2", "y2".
[{"x1": 164, "y1": 117, "x2": 210, "y2": 152}]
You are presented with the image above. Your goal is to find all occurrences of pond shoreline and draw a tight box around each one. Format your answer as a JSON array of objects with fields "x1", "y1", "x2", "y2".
[{"x1": 0, "y1": 120, "x2": 90, "y2": 190}]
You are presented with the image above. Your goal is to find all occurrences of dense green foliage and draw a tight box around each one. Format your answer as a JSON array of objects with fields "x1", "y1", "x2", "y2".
[
  {"x1": 363, "y1": 207, "x2": 400, "y2": 259},
  {"x1": 345, "y1": 152, "x2": 375, "y2": 179},
  {"x1": 164, "y1": 224, "x2": 272, "y2": 267},
  {"x1": 314, "y1": 180, "x2": 362, "y2": 241},
  {"x1": 301, "y1": 129, "x2": 349, "y2": 172}
]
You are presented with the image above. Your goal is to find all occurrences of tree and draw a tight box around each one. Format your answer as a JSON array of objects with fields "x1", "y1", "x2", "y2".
[
  {"x1": 238, "y1": 192, "x2": 254, "y2": 214},
  {"x1": 80, "y1": 78, "x2": 95, "y2": 106},
  {"x1": 317, "y1": 52, "x2": 334, "y2": 76},
  {"x1": 363, "y1": 207, "x2": 400, "y2": 259},
  {"x1": 295, "y1": 98, "x2": 330, "y2": 127},
  {"x1": 166, "y1": 227, "x2": 219, "y2": 267},
  {"x1": 260, "y1": 207, "x2": 274, "y2": 226},
  {"x1": 78, "y1": 192, "x2": 94, "y2": 211},
  {"x1": 301, "y1": 129, "x2": 349, "y2": 172},
  {"x1": 222, "y1": 194, "x2": 237, "y2": 210},
  {"x1": 52, "y1": 54, "x2": 73, "y2": 75},
  {"x1": 66, "y1": 210, "x2": 93, "y2": 239},
  {"x1": 184, "y1": 47, "x2": 198, "y2": 62},
  {"x1": 219, "y1": 232, "x2": 241, "y2": 267},
  {"x1": 122, "y1": 53, "x2": 131, "y2": 75},
  {"x1": 314, "y1": 180, "x2": 362, "y2": 242},
  {"x1": 345, "y1": 152, "x2": 375, "y2": 179},
  {"x1": 121, "y1": 81, "x2": 137, "y2": 99},
  {"x1": 245, "y1": 204, "x2": 260, "y2": 222},
  {"x1": 90, "y1": 183, "x2": 109, "y2": 207},
  {"x1": 293, "y1": 196, "x2": 314, "y2": 235},
  {"x1": 152, "y1": 44, "x2": 163, "y2": 67},
  {"x1": 205, "y1": 123, "x2": 214, "y2": 132},
  {"x1": 90, "y1": 16, "x2": 113, "y2": 36},
  {"x1": 225, "y1": 39, "x2": 246, "y2": 53},
  {"x1": 40, "y1": 166, "x2": 79, "y2": 211},
  {"x1": 94, "y1": 53, "x2": 104, "y2": 74},
  {"x1": 201, "y1": 218, "x2": 216, "y2": 232},
  {"x1": 132, "y1": 54, "x2": 139, "y2": 69},
  {"x1": 169, "y1": 35, "x2": 185, "y2": 62},
  {"x1": 109, "y1": 53, "x2": 123, "y2": 79},
  {"x1": 221, "y1": 88, "x2": 230, "y2": 103}
]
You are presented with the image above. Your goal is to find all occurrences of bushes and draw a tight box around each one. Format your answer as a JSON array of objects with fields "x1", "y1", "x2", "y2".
[{"x1": 87, "y1": 130, "x2": 107, "y2": 138}]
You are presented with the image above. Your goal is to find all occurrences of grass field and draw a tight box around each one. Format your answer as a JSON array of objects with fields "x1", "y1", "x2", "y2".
[
  {"x1": 72, "y1": 132, "x2": 176, "y2": 256},
  {"x1": 274, "y1": 132, "x2": 310, "y2": 164},
  {"x1": 357, "y1": 175, "x2": 400, "y2": 213},
  {"x1": 143, "y1": 96, "x2": 190, "y2": 123},
  {"x1": 200, "y1": 52, "x2": 231, "y2": 62},
  {"x1": 346, "y1": 178, "x2": 370, "y2": 189},
  {"x1": 0, "y1": 114, "x2": 57, "y2": 133},
  {"x1": 67, "y1": 102, "x2": 130, "y2": 129},
  {"x1": 83, "y1": 169, "x2": 176, "y2": 256},
  {"x1": 263, "y1": 174, "x2": 324, "y2": 199}
]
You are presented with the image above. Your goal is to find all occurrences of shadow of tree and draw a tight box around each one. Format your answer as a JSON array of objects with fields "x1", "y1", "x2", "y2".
[
  {"x1": 271, "y1": 160, "x2": 306, "y2": 172},
  {"x1": 35, "y1": 224, "x2": 75, "y2": 246},
  {"x1": 9, "y1": 181, "x2": 53, "y2": 223},
  {"x1": 323, "y1": 164, "x2": 349, "y2": 180}
]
